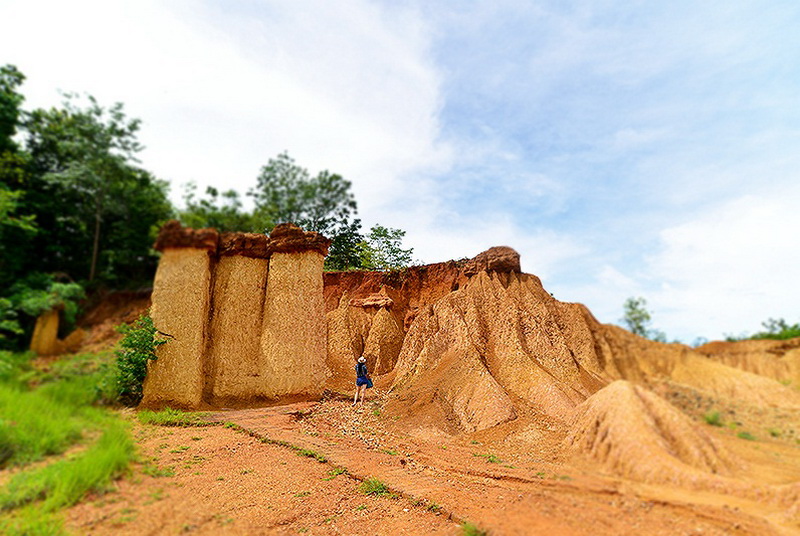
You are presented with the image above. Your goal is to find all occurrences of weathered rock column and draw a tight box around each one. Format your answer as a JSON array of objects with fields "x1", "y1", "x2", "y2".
[
  {"x1": 141, "y1": 221, "x2": 218, "y2": 409},
  {"x1": 30, "y1": 308, "x2": 61, "y2": 355},
  {"x1": 260, "y1": 224, "x2": 331, "y2": 398},
  {"x1": 205, "y1": 233, "x2": 270, "y2": 403}
]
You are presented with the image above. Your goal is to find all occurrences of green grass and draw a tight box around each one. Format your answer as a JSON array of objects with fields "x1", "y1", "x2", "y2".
[
  {"x1": 703, "y1": 410, "x2": 723, "y2": 427},
  {"x1": 472, "y1": 453, "x2": 502, "y2": 463},
  {"x1": 296, "y1": 448, "x2": 327, "y2": 463},
  {"x1": 137, "y1": 408, "x2": 213, "y2": 427},
  {"x1": 323, "y1": 467, "x2": 347, "y2": 481},
  {"x1": 0, "y1": 350, "x2": 136, "y2": 535},
  {"x1": 768, "y1": 428, "x2": 781, "y2": 438},
  {"x1": 461, "y1": 521, "x2": 489, "y2": 535},
  {"x1": 0, "y1": 419, "x2": 133, "y2": 512},
  {"x1": 359, "y1": 477, "x2": 390, "y2": 496},
  {"x1": 737, "y1": 431, "x2": 757, "y2": 441}
]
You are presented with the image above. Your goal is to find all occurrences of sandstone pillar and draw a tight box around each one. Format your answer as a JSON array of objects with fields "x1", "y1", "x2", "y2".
[
  {"x1": 29, "y1": 308, "x2": 61, "y2": 355},
  {"x1": 260, "y1": 224, "x2": 331, "y2": 398},
  {"x1": 141, "y1": 221, "x2": 218, "y2": 409},
  {"x1": 205, "y1": 233, "x2": 270, "y2": 403}
]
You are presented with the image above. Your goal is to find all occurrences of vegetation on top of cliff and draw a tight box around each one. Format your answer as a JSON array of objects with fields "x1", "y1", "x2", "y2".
[{"x1": 725, "y1": 317, "x2": 800, "y2": 342}]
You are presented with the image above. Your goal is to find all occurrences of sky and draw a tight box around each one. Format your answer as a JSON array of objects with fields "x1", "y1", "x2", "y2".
[{"x1": 2, "y1": 0, "x2": 799, "y2": 343}]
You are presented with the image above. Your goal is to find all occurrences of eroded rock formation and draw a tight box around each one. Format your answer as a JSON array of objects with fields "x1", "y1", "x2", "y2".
[{"x1": 141, "y1": 222, "x2": 330, "y2": 409}]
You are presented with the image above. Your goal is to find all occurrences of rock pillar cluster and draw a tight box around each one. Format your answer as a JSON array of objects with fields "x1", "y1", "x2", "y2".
[{"x1": 141, "y1": 221, "x2": 331, "y2": 409}]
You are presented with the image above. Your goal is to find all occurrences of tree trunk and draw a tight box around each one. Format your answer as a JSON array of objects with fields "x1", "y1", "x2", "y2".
[{"x1": 89, "y1": 207, "x2": 100, "y2": 281}]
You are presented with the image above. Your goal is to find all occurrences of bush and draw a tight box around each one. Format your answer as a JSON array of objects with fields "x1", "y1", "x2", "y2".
[
  {"x1": 703, "y1": 411, "x2": 722, "y2": 427},
  {"x1": 114, "y1": 314, "x2": 166, "y2": 406}
]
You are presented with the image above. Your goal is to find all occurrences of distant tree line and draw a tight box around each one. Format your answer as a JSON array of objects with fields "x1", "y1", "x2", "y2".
[
  {"x1": 621, "y1": 296, "x2": 799, "y2": 345},
  {"x1": 0, "y1": 64, "x2": 413, "y2": 350}
]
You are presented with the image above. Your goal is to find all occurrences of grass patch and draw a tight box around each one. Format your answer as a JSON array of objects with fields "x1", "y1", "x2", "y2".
[
  {"x1": 142, "y1": 464, "x2": 175, "y2": 478},
  {"x1": 461, "y1": 521, "x2": 489, "y2": 535},
  {"x1": 296, "y1": 448, "x2": 326, "y2": 463},
  {"x1": 0, "y1": 420, "x2": 133, "y2": 512},
  {"x1": 737, "y1": 431, "x2": 757, "y2": 441},
  {"x1": 0, "y1": 350, "x2": 136, "y2": 535},
  {"x1": 427, "y1": 502, "x2": 442, "y2": 513},
  {"x1": 703, "y1": 410, "x2": 723, "y2": 427},
  {"x1": 323, "y1": 467, "x2": 347, "y2": 481},
  {"x1": 381, "y1": 448, "x2": 398, "y2": 456},
  {"x1": 137, "y1": 408, "x2": 213, "y2": 427},
  {"x1": 473, "y1": 453, "x2": 502, "y2": 464},
  {"x1": 768, "y1": 428, "x2": 781, "y2": 438},
  {"x1": 359, "y1": 477, "x2": 389, "y2": 496}
]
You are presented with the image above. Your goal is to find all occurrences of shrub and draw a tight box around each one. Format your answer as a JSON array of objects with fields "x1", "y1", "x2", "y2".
[
  {"x1": 114, "y1": 314, "x2": 166, "y2": 406},
  {"x1": 737, "y1": 431, "x2": 756, "y2": 441},
  {"x1": 703, "y1": 411, "x2": 722, "y2": 427}
]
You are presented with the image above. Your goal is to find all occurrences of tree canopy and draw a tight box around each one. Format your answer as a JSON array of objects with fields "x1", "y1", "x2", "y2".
[{"x1": 621, "y1": 296, "x2": 667, "y2": 342}]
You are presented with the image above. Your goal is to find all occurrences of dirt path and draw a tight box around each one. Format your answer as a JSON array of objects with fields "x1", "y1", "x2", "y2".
[{"x1": 65, "y1": 390, "x2": 797, "y2": 535}]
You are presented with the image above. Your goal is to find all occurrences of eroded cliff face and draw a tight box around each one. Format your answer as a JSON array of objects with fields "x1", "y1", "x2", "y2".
[
  {"x1": 322, "y1": 262, "x2": 469, "y2": 388},
  {"x1": 380, "y1": 248, "x2": 800, "y2": 435}
]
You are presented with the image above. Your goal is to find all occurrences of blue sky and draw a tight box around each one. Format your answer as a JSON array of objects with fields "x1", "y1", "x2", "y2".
[{"x1": 2, "y1": 0, "x2": 799, "y2": 342}]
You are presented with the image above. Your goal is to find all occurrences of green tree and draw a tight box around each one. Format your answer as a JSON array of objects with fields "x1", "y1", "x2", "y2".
[
  {"x1": 750, "y1": 318, "x2": 800, "y2": 341},
  {"x1": 249, "y1": 152, "x2": 358, "y2": 236},
  {"x1": 621, "y1": 296, "x2": 666, "y2": 342},
  {"x1": 179, "y1": 182, "x2": 254, "y2": 232},
  {"x1": 0, "y1": 64, "x2": 25, "y2": 154},
  {"x1": 25, "y1": 94, "x2": 146, "y2": 281},
  {"x1": 358, "y1": 224, "x2": 414, "y2": 270},
  {"x1": 18, "y1": 94, "x2": 172, "y2": 285}
]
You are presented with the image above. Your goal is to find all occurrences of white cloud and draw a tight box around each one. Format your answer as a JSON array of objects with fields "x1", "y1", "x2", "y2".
[
  {"x1": 0, "y1": 0, "x2": 451, "y2": 212},
  {"x1": 646, "y1": 191, "x2": 800, "y2": 340}
]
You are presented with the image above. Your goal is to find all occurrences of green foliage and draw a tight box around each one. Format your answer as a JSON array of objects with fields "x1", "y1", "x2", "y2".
[
  {"x1": 22, "y1": 94, "x2": 172, "y2": 283},
  {"x1": 0, "y1": 298, "x2": 23, "y2": 344},
  {"x1": 461, "y1": 521, "x2": 489, "y2": 536},
  {"x1": 750, "y1": 318, "x2": 800, "y2": 341},
  {"x1": 359, "y1": 477, "x2": 390, "y2": 496},
  {"x1": 0, "y1": 64, "x2": 25, "y2": 154},
  {"x1": 358, "y1": 225, "x2": 414, "y2": 270},
  {"x1": 249, "y1": 152, "x2": 357, "y2": 235},
  {"x1": 621, "y1": 297, "x2": 667, "y2": 342},
  {"x1": 179, "y1": 183, "x2": 254, "y2": 232},
  {"x1": 0, "y1": 420, "x2": 133, "y2": 512},
  {"x1": 296, "y1": 448, "x2": 327, "y2": 463},
  {"x1": 323, "y1": 467, "x2": 347, "y2": 480},
  {"x1": 703, "y1": 411, "x2": 722, "y2": 427},
  {"x1": 114, "y1": 314, "x2": 166, "y2": 406},
  {"x1": 16, "y1": 281, "x2": 85, "y2": 323},
  {"x1": 0, "y1": 349, "x2": 134, "y2": 534},
  {"x1": 737, "y1": 431, "x2": 756, "y2": 441},
  {"x1": 137, "y1": 408, "x2": 213, "y2": 427}
]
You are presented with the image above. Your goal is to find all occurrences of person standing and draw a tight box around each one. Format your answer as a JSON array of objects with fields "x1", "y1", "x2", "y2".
[{"x1": 353, "y1": 356, "x2": 372, "y2": 406}]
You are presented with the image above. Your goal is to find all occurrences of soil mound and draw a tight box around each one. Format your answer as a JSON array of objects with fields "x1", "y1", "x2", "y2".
[
  {"x1": 696, "y1": 338, "x2": 800, "y2": 387},
  {"x1": 389, "y1": 270, "x2": 609, "y2": 432},
  {"x1": 565, "y1": 380, "x2": 735, "y2": 486}
]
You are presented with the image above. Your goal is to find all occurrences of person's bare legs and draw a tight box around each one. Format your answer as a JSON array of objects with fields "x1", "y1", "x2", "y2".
[
  {"x1": 358, "y1": 384, "x2": 367, "y2": 405},
  {"x1": 353, "y1": 386, "x2": 360, "y2": 406}
]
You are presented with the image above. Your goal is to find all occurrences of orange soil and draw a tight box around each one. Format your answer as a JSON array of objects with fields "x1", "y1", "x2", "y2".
[{"x1": 64, "y1": 389, "x2": 799, "y2": 535}]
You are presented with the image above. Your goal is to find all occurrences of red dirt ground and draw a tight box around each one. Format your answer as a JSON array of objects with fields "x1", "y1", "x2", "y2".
[{"x1": 64, "y1": 387, "x2": 799, "y2": 535}]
